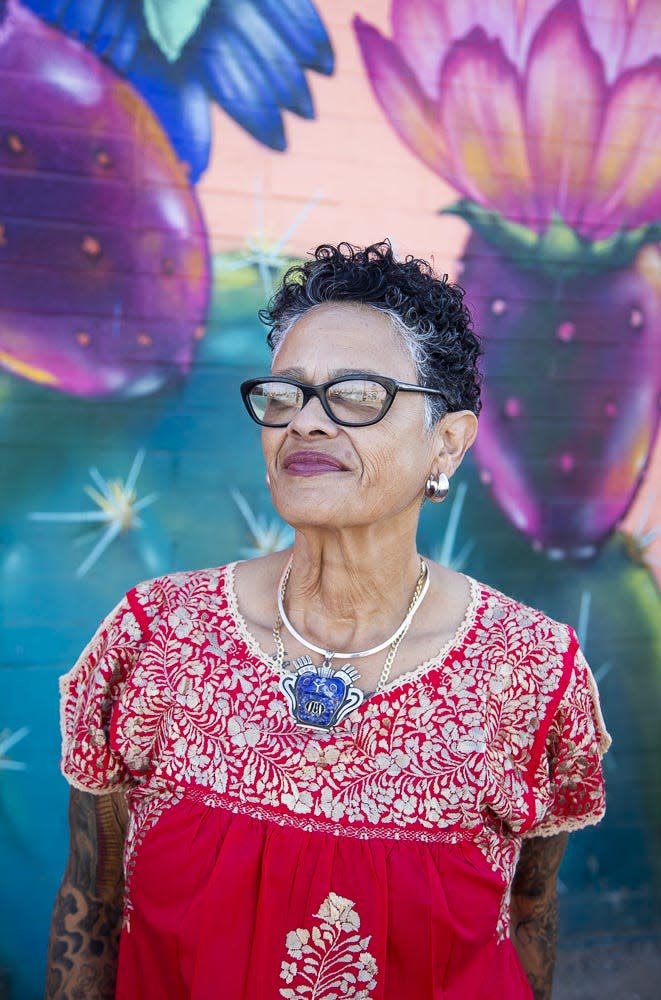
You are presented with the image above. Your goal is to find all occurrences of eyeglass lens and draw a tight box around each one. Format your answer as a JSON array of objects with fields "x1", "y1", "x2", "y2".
[{"x1": 247, "y1": 379, "x2": 389, "y2": 425}]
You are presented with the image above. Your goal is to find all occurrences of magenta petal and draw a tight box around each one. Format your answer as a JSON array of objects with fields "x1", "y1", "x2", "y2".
[
  {"x1": 622, "y1": 0, "x2": 661, "y2": 72},
  {"x1": 583, "y1": 61, "x2": 661, "y2": 236},
  {"x1": 391, "y1": 0, "x2": 522, "y2": 92},
  {"x1": 524, "y1": 0, "x2": 606, "y2": 231},
  {"x1": 438, "y1": 0, "x2": 519, "y2": 65},
  {"x1": 516, "y1": 0, "x2": 565, "y2": 65},
  {"x1": 438, "y1": 29, "x2": 535, "y2": 223},
  {"x1": 578, "y1": 0, "x2": 632, "y2": 81},
  {"x1": 354, "y1": 16, "x2": 450, "y2": 177},
  {"x1": 463, "y1": 0, "x2": 519, "y2": 64},
  {"x1": 391, "y1": 0, "x2": 452, "y2": 99}
]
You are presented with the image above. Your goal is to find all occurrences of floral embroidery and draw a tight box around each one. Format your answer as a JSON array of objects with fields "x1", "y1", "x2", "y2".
[
  {"x1": 59, "y1": 564, "x2": 610, "y2": 930},
  {"x1": 279, "y1": 892, "x2": 378, "y2": 999}
]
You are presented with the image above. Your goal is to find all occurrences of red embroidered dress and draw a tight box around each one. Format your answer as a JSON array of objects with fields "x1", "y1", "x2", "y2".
[{"x1": 60, "y1": 565, "x2": 610, "y2": 1000}]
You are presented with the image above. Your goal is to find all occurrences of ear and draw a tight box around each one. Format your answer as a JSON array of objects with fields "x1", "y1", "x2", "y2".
[{"x1": 432, "y1": 410, "x2": 478, "y2": 476}]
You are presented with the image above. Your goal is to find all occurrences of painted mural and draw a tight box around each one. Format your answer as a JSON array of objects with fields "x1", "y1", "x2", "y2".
[{"x1": 0, "y1": 1, "x2": 660, "y2": 996}]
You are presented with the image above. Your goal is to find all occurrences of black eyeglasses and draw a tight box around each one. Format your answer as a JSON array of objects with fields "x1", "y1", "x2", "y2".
[{"x1": 240, "y1": 374, "x2": 446, "y2": 427}]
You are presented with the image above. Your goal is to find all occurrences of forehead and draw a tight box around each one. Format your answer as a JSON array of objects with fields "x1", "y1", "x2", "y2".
[{"x1": 272, "y1": 302, "x2": 417, "y2": 378}]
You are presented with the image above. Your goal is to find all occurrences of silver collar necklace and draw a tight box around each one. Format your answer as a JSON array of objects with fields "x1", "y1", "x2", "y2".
[{"x1": 274, "y1": 557, "x2": 430, "y2": 730}]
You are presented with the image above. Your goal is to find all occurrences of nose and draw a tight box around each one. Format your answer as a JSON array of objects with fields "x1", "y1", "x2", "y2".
[{"x1": 287, "y1": 394, "x2": 338, "y2": 437}]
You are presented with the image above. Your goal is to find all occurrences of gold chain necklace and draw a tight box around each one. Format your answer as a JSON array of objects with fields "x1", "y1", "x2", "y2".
[{"x1": 273, "y1": 558, "x2": 429, "y2": 730}]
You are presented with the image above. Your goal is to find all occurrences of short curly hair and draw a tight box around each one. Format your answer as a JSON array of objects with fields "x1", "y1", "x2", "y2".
[{"x1": 260, "y1": 240, "x2": 482, "y2": 427}]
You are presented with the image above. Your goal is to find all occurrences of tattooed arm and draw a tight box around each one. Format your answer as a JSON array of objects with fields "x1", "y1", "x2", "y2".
[
  {"x1": 510, "y1": 832, "x2": 568, "y2": 1000},
  {"x1": 45, "y1": 787, "x2": 128, "y2": 1000}
]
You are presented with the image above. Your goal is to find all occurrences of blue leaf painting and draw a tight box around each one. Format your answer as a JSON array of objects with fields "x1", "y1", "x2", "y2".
[{"x1": 22, "y1": 0, "x2": 335, "y2": 180}]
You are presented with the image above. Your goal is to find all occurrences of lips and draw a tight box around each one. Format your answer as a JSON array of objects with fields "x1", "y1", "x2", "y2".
[{"x1": 283, "y1": 451, "x2": 348, "y2": 476}]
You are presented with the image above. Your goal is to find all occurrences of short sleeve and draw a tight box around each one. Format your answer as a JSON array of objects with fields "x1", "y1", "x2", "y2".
[
  {"x1": 524, "y1": 639, "x2": 611, "y2": 838},
  {"x1": 59, "y1": 587, "x2": 154, "y2": 794}
]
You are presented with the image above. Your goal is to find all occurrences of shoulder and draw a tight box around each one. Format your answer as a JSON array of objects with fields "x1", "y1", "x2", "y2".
[
  {"x1": 461, "y1": 577, "x2": 579, "y2": 706},
  {"x1": 472, "y1": 577, "x2": 576, "y2": 655},
  {"x1": 125, "y1": 563, "x2": 238, "y2": 632}
]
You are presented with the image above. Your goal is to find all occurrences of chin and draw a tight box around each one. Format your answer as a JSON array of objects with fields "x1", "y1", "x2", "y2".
[{"x1": 273, "y1": 493, "x2": 356, "y2": 530}]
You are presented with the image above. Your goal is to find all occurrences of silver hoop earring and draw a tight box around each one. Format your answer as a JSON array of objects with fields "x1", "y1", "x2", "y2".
[{"x1": 425, "y1": 472, "x2": 450, "y2": 503}]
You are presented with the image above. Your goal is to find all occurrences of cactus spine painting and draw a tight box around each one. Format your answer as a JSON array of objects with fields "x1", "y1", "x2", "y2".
[{"x1": 1, "y1": 1, "x2": 661, "y2": 996}]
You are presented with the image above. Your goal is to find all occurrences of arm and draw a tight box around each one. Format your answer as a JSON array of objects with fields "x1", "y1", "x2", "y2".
[
  {"x1": 509, "y1": 832, "x2": 568, "y2": 1000},
  {"x1": 45, "y1": 787, "x2": 128, "y2": 1000}
]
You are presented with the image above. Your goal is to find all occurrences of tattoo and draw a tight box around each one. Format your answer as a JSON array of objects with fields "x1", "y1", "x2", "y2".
[
  {"x1": 510, "y1": 833, "x2": 568, "y2": 1000},
  {"x1": 46, "y1": 789, "x2": 127, "y2": 999}
]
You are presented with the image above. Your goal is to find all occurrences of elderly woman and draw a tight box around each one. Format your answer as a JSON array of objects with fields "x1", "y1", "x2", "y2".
[{"x1": 47, "y1": 242, "x2": 610, "y2": 1000}]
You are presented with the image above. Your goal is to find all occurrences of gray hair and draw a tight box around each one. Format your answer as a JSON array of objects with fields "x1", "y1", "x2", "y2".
[{"x1": 270, "y1": 304, "x2": 447, "y2": 432}]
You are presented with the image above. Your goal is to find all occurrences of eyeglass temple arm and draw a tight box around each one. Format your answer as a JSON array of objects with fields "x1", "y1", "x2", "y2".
[{"x1": 396, "y1": 384, "x2": 445, "y2": 396}]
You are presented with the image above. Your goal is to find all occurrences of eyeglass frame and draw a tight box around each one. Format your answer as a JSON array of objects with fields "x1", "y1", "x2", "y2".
[{"x1": 240, "y1": 373, "x2": 447, "y2": 428}]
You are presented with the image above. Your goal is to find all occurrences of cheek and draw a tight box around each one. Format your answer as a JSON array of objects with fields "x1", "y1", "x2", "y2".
[
  {"x1": 261, "y1": 430, "x2": 282, "y2": 468},
  {"x1": 359, "y1": 439, "x2": 427, "y2": 493}
]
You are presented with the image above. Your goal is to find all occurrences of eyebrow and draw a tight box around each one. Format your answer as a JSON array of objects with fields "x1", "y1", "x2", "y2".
[{"x1": 271, "y1": 366, "x2": 383, "y2": 379}]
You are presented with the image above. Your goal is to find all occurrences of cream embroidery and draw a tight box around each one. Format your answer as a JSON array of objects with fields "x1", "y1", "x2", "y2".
[{"x1": 279, "y1": 893, "x2": 378, "y2": 999}]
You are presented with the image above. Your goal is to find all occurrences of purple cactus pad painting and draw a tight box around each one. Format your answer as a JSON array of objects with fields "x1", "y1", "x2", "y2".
[
  {"x1": 0, "y1": 0, "x2": 210, "y2": 397},
  {"x1": 463, "y1": 234, "x2": 661, "y2": 556}
]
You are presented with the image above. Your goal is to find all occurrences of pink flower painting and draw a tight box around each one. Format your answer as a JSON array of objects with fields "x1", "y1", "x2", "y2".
[{"x1": 356, "y1": 0, "x2": 661, "y2": 557}]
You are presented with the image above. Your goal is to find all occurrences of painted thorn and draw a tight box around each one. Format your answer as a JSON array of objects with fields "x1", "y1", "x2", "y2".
[{"x1": 629, "y1": 307, "x2": 644, "y2": 329}]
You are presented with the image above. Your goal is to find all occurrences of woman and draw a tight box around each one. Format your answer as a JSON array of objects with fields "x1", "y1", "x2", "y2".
[{"x1": 47, "y1": 242, "x2": 610, "y2": 1000}]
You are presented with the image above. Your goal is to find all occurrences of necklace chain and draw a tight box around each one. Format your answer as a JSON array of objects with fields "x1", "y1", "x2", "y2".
[{"x1": 272, "y1": 557, "x2": 429, "y2": 696}]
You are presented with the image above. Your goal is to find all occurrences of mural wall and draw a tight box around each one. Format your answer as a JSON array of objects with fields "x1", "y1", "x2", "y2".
[{"x1": 1, "y1": 0, "x2": 661, "y2": 995}]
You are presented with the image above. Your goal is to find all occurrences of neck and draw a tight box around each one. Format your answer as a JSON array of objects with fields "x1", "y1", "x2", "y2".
[{"x1": 281, "y1": 526, "x2": 424, "y2": 653}]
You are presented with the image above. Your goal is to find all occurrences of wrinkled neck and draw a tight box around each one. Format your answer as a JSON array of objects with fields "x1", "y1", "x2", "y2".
[{"x1": 281, "y1": 526, "x2": 424, "y2": 652}]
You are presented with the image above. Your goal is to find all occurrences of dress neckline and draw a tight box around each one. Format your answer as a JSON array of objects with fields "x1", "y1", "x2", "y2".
[{"x1": 223, "y1": 561, "x2": 483, "y2": 698}]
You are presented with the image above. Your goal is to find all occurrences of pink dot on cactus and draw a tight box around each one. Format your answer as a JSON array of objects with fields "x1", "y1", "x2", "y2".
[
  {"x1": 136, "y1": 332, "x2": 152, "y2": 347},
  {"x1": 503, "y1": 397, "x2": 521, "y2": 418},
  {"x1": 194, "y1": 325, "x2": 206, "y2": 341},
  {"x1": 81, "y1": 235, "x2": 102, "y2": 260},
  {"x1": 479, "y1": 469, "x2": 492, "y2": 485},
  {"x1": 95, "y1": 148, "x2": 112, "y2": 168},
  {"x1": 75, "y1": 331, "x2": 91, "y2": 347},
  {"x1": 629, "y1": 307, "x2": 644, "y2": 329},
  {"x1": 558, "y1": 452, "x2": 576, "y2": 473},
  {"x1": 555, "y1": 321, "x2": 575, "y2": 342},
  {"x1": 490, "y1": 298, "x2": 507, "y2": 315},
  {"x1": 6, "y1": 132, "x2": 25, "y2": 155},
  {"x1": 604, "y1": 400, "x2": 618, "y2": 418}
]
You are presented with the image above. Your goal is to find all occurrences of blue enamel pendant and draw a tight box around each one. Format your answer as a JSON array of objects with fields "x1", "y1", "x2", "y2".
[{"x1": 279, "y1": 655, "x2": 365, "y2": 730}]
